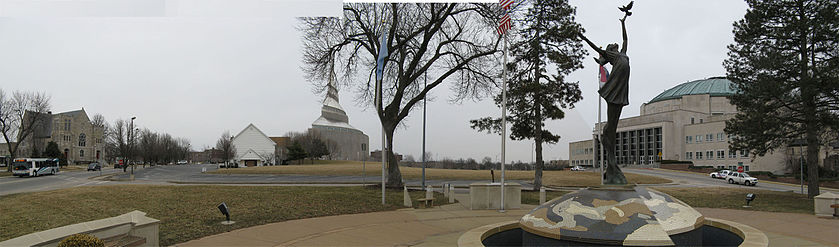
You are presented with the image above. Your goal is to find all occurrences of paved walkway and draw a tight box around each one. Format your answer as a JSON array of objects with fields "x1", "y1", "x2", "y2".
[{"x1": 178, "y1": 192, "x2": 838, "y2": 247}]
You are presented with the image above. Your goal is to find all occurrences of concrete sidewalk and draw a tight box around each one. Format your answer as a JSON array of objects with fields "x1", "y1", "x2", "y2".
[{"x1": 177, "y1": 192, "x2": 838, "y2": 247}]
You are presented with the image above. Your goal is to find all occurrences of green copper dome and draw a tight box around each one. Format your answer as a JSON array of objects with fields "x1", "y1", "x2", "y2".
[{"x1": 648, "y1": 77, "x2": 737, "y2": 104}]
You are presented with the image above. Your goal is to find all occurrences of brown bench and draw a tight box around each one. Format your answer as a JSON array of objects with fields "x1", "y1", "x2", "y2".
[
  {"x1": 417, "y1": 197, "x2": 435, "y2": 208},
  {"x1": 831, "y1": 204, "x2": 839, "y2": 217}
]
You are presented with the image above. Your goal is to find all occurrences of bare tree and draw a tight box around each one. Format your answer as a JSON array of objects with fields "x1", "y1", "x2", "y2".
[
  {"x1": 106, "y1": 119, "x2": 131, "y2": 171},
  {"x1": 216, "y1": 131, "x2": 236, "y2": 168},
  {"x1": 0, "y1": 89, "x2": 51, "y2": 171},
  {"x1": 300, "y1": 3, "x2": 502, "y2": 187}
]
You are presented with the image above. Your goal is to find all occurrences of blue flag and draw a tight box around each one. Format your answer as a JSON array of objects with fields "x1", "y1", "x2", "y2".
[{"x1": 376, "y1": 30, "x2": 388, "y2": 82}]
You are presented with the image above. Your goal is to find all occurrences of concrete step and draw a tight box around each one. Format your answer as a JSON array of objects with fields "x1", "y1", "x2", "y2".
[{"x1": 103, "y1": 234, "x2": 146, "y2": 247}]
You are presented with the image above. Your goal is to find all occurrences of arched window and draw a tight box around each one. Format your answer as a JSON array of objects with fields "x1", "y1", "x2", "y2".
[
  {"x1": 80, "y1": 150, "x2": 84, "y2": 157},
  {"x1": 79, "y1": 133, "x2": 86, "y2": 147}
]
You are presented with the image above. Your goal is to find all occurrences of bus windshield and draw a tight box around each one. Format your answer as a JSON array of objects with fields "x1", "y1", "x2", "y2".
[{"x1": 12, "y1": 161, "x2": 30, "y2": 170}]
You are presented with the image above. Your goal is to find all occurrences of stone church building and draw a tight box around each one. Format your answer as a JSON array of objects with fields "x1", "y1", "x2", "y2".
[{"x1": 21, "y1": 108, "x2": 106, "y2": 165}]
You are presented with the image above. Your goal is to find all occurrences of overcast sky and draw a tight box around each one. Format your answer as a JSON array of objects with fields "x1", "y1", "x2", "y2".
[{"x1": 1, "y1": 0, "x2": 747, "y2": 163}]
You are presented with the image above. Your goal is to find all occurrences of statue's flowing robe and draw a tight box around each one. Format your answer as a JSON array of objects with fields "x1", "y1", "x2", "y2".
[{"x1": 599, "y1": 50, "x2": 630, "y2": 106}]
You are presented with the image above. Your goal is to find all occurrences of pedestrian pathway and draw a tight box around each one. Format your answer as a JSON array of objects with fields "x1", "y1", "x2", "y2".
[{"x1": 177, "y1": 192, "x2": 838, "y2": 247}]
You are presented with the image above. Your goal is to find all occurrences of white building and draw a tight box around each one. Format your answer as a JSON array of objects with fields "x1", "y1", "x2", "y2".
[
  {"x1": 231, "y1": 123, "x2": 276, "y2": 167},
  {"x1": 570, "y1": 77, "x2": 789, "y2": 174}
]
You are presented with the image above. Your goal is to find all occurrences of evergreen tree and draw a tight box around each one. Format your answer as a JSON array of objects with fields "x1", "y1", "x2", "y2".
[
  {"x1": 723, "y1": 0, "x2": 839, "y2": 198},
  {"x1": 305, "y1": 138, "x2": 330, "y2": 164},
  {"x1": 43, "y1": 141, "x2": 63, "y2": 164},
  {"x1": 470, "y1": 0, "x2": 585, "y2": 190},
  {"x1": 287, "y1": 141, "x2": 308, "y2": 165}
]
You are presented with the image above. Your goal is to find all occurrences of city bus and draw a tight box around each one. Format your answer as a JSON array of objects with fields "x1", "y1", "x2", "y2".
[{"x1": 12, "y1": 158, "x2": 60, "y2": 177}]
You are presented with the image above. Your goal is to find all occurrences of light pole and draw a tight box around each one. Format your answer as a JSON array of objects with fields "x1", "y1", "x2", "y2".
[
  {"x1": 800, "y1": 145, "x2": 804, "y2": 194},
  {"x1": 129, "y1": 116, "x2": 136, "y2": 180}
]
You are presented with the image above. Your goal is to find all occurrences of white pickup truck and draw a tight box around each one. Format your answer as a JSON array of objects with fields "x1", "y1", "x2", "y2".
[
  {"x1": 727, "y1": 171, "x2": 758, "y2": 186},
  {"x1": 709, "y1": 170, "x2": 731, "y2": 179}
]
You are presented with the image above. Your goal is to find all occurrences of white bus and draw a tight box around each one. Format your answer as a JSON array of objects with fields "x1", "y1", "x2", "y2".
[{"x1": 12, "y1": 158, "x2": 60, "y2": 177}]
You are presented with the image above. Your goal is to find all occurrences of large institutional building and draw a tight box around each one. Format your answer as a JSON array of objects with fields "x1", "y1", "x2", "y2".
[
  {"x1": 310, "y1": 75, "x2": 369, "y2": 161},
  {"x1": 20, "y1": 108, "x2": 106, "y2": 165},
  {"x1": 570, "y1": 77, "x2": 789, "y2": 174}
]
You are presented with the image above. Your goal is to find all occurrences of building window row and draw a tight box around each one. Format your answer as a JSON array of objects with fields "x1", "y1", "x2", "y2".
[
  {"x1": 572, "y1": 159, "x2": 594, "y2": 166},
  {"x1": 716, "y1": 165, "x2": 750, "y2": 172},
  {"x1": 595, "y1": 127, "x2": 662, "y2": 165},
  {"x1": 686, "y1": 132, "x2": 727, "y2": 144},
  {"x1": 687, "y1": 149, "x2": 750, "y2": 161}
]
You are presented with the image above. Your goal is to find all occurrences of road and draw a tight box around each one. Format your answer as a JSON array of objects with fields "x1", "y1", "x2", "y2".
[
  {"x1": 111, "y1": 163, "x2": 534, "y2": 188},
  {"x1": 4, "y1": 164, "x2": 835, "y2": 197},
  {"x1": 625, "y1": 168, "x2": 839, "y2": 194},
  {"x1": 0, "y1": 168, "x2": 121, "y2": 196}
]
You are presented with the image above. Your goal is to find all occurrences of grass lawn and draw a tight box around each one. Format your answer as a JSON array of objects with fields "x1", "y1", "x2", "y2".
[
  {"x1": 0, "y1": 171, "x2": 11, "y2": 177},
  {"x1": 0, "y1": 185, "x2": 448, "y2": 246},
  {"x1": 210, "y1": 162, "x2": 671, "y2": 187},
  {"x1": 654, "y1": 187, "x2": 813, "y2": 214}
]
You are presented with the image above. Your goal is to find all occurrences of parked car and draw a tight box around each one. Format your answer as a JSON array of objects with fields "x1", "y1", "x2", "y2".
[
  {"x1": 727, "y1": 172, "x2": 758, "y2": 186},
  {"x1": 114, "y1": 163, "x2": 126, "y2": 169},
  {"x1": 177, "y1": 160, "x2": 188, "y2": 165},
  {"x1": 570, "y1": 166, "x2": 586, "y2": 171},
  {"x1": 87, "y1": 163, "x2": 102, "y2": 171},
  {"x1": 709, "y1": 170, "x2": 731, "y2": 179}
]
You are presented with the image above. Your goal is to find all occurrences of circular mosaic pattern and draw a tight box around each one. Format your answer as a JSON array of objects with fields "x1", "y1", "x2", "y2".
[{"x1": 519, "y1": 186, "x2": 704, "y2": 246}]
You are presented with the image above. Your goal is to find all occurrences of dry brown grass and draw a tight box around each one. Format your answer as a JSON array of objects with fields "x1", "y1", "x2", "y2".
[
  {"x1": 654, "y1": 187, "x2": 813, "y2": 214},
  {"x1": 210, "y1": 162, "x2": 671, "y2": 187},
  {"x1": 0, "y1": 185, "x2": 443, "y2": 245}
]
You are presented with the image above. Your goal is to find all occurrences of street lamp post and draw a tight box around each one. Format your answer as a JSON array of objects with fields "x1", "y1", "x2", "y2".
[
  {"x1": 129, "y1": 116, "x2": 136, "y2": 180},
  {"x1": 800, "y1": 145, "x2": 804, "y2": 194}
]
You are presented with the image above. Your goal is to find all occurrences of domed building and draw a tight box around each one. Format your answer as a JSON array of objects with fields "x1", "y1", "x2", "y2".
[{"x1": 569, "y1": 77, "x2": 787, "y2": 174}]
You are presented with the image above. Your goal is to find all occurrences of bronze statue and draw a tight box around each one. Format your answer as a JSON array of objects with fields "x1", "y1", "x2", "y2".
[{"x1": 578, "y1": 1, "x2": 633, "y2": 185}]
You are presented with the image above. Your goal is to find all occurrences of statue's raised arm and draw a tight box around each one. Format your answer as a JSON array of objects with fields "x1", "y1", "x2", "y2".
[
  {"x1": 620, "y1": 18, "x2": 628, "y2": 53},
  {"x1": 577, "y1": 33, "x2": 607, "y2": 65}
]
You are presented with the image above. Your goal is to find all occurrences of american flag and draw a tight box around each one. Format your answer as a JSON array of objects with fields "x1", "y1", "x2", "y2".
[
  {"x1": 497, "y1": 13, "x2": 511, "y2": 35},
  {"x1": 599, "y1": 65, "x2": 609, "y2": 88},
  {"x1": 499, "y1": 0, "x2": 514, "y2": 10}
]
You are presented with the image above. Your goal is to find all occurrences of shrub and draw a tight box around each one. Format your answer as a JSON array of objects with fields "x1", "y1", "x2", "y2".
[
  {"x1": 747, "y1": 171, "x2": 776, "y2": 178},
  {"x1": 688, "y1": 165, "x2": 715, "y2": 169},
  {"x1": 661, "y1": 160, "x2": 692, "y2": 165},
  {"x1": 57, "y1": 234, "x2": 104, "y2": 247}
]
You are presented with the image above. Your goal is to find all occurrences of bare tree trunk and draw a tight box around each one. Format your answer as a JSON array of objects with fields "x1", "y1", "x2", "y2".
[
  {"x1": 534, "y1": 96, "x2": 544, "y2": 191},
  {"x1": 798, "y1": 2, "x2": 819, "y2": 198},
  {"x1": 384, "y1": 124, "x2": 404, "y2": 188}
]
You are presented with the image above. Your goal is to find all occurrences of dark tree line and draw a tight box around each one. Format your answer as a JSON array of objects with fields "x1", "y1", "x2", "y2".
[
  {"x1": 137, "y1": 128, "x2": 191, "y2": 165},
  {"x1": 104, "y1": 118, "x2": 190, "y2": 168}
]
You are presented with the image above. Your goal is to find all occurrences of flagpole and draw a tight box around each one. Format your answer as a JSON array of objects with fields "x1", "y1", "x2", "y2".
[
  {"x1": 376, "y1": 20, "x2": 389, "y2": 206},
  {"x1": 422, "y1": 72, "x2": 427, "y2": 188},
  {"x1": 500, "y1": 32, "x2": 508, "y2": 213},
  {"x1": 598, "y1": 84, "x2": 604, "y2": 185},
  {"x1": 598, "y1": 64, "x2": 605, "y2": 185}
]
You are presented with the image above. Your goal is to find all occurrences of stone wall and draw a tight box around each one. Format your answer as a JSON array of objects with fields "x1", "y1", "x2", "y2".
[{"x1": 0, "y1": 210, "x2": 159, "y2": 247}]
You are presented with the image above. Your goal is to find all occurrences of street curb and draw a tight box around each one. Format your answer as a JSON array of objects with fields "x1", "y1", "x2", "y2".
[
  {"x1": 653, "y1": 168, "x2": 839, "y2": 192},
  {"x1": 167, "y1": 180, "x2": 371, "y2": 185}
]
